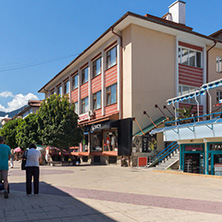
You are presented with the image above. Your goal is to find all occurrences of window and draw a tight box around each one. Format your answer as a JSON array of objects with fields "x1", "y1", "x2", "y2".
[
  {"x1": 74, "y1": 101, "x2": 78, "y2": 114},
  {"x1": 106, "y1": 84, "x2": 117, "y2": 105},
  {"x1": 81, "y1": 97, "x2": 88, "y2": 113},
  {"x1": 50, "y1": 90, "x2": 54, "y2": 95},
  {"x1": 64, "y1": 80, "x2": 69, "y2": 95},
  {"x1": 178, "y1": 47, "x2": 202, "y2": 68},
  {"x1": 216, "y1": 57, "x2": 222, "y2": 73},
  {"x1": 92, "y1": 57, "x2": 101, "y2": 78},
  {"x1": 82, "y1": 67, "x2": 88, "y2": 84},
  {"x1": 72, "y1": 74, "x2": 78, "y2": 90},
  {"x1": 217, "y1": 91, "x2": 222, "y2": 103},
  {"x1": 179, "y1": 85, "x2": 200, "y2": 104},
  {"x1": 106, "y1": 46, "x2": 117, "y2": 69},
  {"x1": 57, "y1": 85, "x2": 62, "y2": 96},
  {"x1": 93, "y1": 91, "x2": 101, "y2": 110},
  {"x1": 103, "y1": 130, "x2": 118, "y2": 152}
]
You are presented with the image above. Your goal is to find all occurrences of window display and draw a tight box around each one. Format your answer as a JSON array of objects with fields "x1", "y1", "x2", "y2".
[
  {"x1": 91, "y1": 133, "x2": 102, "y2": 152},
  {"x1": 103, "y1": 130, "x2": 118, "y2": 151}
]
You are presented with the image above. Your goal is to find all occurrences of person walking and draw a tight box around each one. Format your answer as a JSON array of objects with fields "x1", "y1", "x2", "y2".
[
  {"x1": 0, "y1": 136, "x2": 11, "y2": 199},
  {"x1": 25, "y1": 143, "x2": 42, "y2": 196},
  {"x1": 10, "y1": 149, "x2": 14, "y2": 168}
]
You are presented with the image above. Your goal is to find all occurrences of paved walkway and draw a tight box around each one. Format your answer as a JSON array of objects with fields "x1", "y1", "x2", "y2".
[{"x1": 1, "y1": 161, "x2": 222, "y2": 221}]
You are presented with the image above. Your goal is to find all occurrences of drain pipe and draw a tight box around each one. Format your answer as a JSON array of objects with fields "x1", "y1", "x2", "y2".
[
  {"x1": 111, "y1": 27, "x2": 123, "y2": 119},
  {"x1": 206, "y1": 40, "x2": 217, "y2": 114}
]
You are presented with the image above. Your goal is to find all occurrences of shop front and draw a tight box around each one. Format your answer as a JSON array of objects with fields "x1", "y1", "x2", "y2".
[
  {"x1": 180, "y1": 144, "x2": 205, "y2": 174},
  {"x1": 83, "y1": 118, "x2": 132, "y2": 164},
  {"x1": 207, "y1": 142, "x2": 222, "y2": 175}
]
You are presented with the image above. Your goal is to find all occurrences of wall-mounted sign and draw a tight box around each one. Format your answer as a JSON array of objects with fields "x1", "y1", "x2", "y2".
[
  {"x1": 185, "y1": 144, "x2": 203, "y2": 151},
  {"x1": 210, "y1": 143, "x2": 222, "y2": 151},
  {"x1": 78, "y1": 112, "x2": 89, "y2": 122},
  {"x1": 142, "y1": 136, "x2": 150, "y2": 152},
  {"x1": 91, "y1": 124, "x2": 102, "y2": 132}
]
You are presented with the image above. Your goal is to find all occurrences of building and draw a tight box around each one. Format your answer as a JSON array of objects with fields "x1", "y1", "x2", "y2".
[
  {"x1": 151, "y1": 78, "x2": 222, "y2": 175},
  {"x1": 13, "y1": 100, "x2": 41, "y2": 119},
  {"x1": 39, "y1": 1, "x2": 222, "y2": 165}
]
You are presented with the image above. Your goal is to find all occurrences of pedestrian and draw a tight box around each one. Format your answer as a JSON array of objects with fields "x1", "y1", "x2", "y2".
[
  {"x1": 25, "y1": 143, "x2": 42, "y2": 196},
  {"x1": 0, "y1": 136, "x2": 11, "y2": 198},
  {"x1": 10, "y1": 149, "x2": 14, "y2": 168}
]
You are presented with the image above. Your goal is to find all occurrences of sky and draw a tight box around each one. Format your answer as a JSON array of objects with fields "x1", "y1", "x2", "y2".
[{"x1": 0, "y1": 0, "x2": 222, "y2": 114}]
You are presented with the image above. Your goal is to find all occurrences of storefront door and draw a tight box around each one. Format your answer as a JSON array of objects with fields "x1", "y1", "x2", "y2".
[
  {"x1": 180, "y1": 144, "x2": 205, "y2": 174},
  {"x1": 207, "y1": 143, "x2": 222, "y2": 175}
]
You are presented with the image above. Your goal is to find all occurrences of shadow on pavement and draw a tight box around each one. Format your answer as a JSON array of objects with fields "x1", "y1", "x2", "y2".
[{"x1": 7, "y1": 182, "x2": 117, "y2": 221}]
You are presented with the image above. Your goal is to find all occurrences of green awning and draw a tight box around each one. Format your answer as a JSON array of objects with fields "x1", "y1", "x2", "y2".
[{"x1": 134, "y1": 116, "x2": 166, "y2": 136}]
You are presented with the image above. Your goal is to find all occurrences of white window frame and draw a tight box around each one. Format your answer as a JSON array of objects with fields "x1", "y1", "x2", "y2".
[
  {"x1": 216, "y1": 57, "x2": 222, "y2": 73},
  {"x1": 178, "y1": 46, "x2": 202, "y2": 68}
]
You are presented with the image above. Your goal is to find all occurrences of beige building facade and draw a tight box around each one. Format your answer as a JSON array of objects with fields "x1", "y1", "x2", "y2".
[{"x1": 39, "y1": 1, "x2": 222, "y2": 165}]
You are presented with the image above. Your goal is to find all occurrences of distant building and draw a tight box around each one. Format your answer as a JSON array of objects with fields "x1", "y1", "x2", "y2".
[{"x1": 13, "y1": 100, "x2": 41, "y2": 119}]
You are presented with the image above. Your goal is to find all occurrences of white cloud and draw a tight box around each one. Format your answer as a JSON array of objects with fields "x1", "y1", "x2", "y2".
[
  {"x1": 0, "y1": 91, "x2": 14, "y2": 98},
  {"x1": 0, "y1": 92, "x2": 39, "y2": 113}
]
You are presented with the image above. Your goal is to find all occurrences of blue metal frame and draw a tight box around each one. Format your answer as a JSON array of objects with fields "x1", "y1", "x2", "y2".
[
  {"x1": 206, "y1": 142, "x2": 222, "y2": 175},
  {"x1": 180, "y1": 143, "x2": 205, "y2": 174}
]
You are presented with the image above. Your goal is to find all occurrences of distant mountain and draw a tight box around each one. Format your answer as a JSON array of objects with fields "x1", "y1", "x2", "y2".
[{"x1": 0, "y1": 106, "x2": 27, "y2": 118}]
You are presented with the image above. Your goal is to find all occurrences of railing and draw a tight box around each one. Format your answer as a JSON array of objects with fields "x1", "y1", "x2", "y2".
[
  {"x1": 147, "y1": 141, "x2": 178, "y2": 167},
  {"x1": 158, "y1": 143, "x2": 179, "y2": 164},
  {"x1": 165, "y1": 111, "x2": 222, "y2": 127}
]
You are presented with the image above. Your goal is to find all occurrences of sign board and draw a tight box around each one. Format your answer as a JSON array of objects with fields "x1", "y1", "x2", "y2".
[
  {"x1": 142, "y1": 136, "x2": 150, "y2": 152},
  {"x1": 210, "y1": 143, "x2": 222, "y2": 151},
  {"x1": 78, "y1": 112, "x2": 89, "y2": 122}
]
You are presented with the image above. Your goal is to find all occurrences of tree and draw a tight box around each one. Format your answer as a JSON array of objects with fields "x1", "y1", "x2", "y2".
[
  {"x1": 37, "y1": 94, "x2": 83, "y2": 150},
  {"x1": 16, "y1": 114, "x2": 42, "y2": 149},
  {"x1": 176, "y1": 105, "x2": 195, "y2": 119},
  {"x1": 0, "y1": 118, "x2": 22, "y2": 149}
]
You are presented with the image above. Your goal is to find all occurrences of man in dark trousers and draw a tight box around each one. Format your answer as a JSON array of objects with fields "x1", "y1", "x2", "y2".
[{"x1": 0, "y1": 136, "x2": 11, "y2": 198}]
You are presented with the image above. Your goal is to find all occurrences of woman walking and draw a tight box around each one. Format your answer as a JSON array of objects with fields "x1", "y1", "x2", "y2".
[{"x1": 25, "y1": 143, "x2": 42, "y2": 196}]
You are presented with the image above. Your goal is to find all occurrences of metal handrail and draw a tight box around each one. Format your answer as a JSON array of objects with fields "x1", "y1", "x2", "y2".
[
  {"x1": 158, "y1": 143, "x2": 179, "y2": 163},
  {"x1": 156, "y1": 141, "x2": 177, "y2": 158},
  {"x1": 165, "y1": 111, "x2": 222, "y2": 127}
]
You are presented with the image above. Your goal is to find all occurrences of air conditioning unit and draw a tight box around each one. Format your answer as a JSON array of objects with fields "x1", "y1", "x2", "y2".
[{"x1": 88, "y1": 110, "x2": 95, "y2": 116}]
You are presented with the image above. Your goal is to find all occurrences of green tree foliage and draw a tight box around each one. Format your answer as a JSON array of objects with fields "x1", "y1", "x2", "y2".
[
  {"x1": 37, "y1": 94, "x2": 83, "y2": 149},
  {"x1": 16, "y1": 114, "x2": 41, "y2": 149},
  {"x1": 0, "y1": 118, "x2": 22, "y2": 149},
  {"x1": 176, "y1": 105, "x2": 195, "y2": 119}
]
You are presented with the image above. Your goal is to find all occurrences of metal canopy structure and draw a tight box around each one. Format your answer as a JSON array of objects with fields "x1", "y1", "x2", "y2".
[{"x1": 167, "y1": 77, "x2": 222, "y2": 105}]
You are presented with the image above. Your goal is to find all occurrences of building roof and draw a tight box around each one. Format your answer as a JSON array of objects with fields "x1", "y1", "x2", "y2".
[{"x1": 38, "y1": 11, "x2": 222, "y2": 93}]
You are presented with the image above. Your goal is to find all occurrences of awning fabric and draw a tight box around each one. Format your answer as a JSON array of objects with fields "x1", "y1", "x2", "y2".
[{"x1": 133, "y1": 116, "x2": 166, "y2": 137}]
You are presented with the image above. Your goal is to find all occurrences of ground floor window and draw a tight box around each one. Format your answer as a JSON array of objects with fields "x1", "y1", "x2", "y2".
[
  {"x1": 82, "y1": 134, "x2": 88, "y2": 152},
  {"x1": 91, "y1": 132, "x2": 102, "y2": 152},
  {"x1": 103, "y1": 129, "x2": 118, "y2": 151}
]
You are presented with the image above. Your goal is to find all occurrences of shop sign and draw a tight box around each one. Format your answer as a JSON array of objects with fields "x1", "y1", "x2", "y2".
[
  {"x1": 185, "y1": 145, "x2": 203, "y2": 151},
  {"x1": 142, "y1": 136, "x2": 150, "y2": 152},
  {"x1": 210, "y1": 143, "x2": 222, "y2": 151},
  {"x1": 78, "y1": 112, "x2": 89, "y2": 122},
  {"x1": 91, "y1": 123, "x2": 102, "y2": 132}
]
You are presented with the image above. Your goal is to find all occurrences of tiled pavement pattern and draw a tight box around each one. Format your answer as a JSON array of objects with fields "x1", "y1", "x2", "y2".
[{"x1": 1, "y1": 161, "x2": 222, "y2": 222}]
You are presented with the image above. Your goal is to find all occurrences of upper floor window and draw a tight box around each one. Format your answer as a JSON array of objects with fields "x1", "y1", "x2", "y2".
[
  {"x1": 81, "y1": 97, "x2": 89, "y2": 113},
  {"x1": 216, "y1": 57, "x2": 222, "y2": 73},
  {"x1": 93, "y1": 91, "x2": 101, "y2": 110},
  {"x1": 72, "y1": 74, "x2": 78, "y2": 90},
  {"x1": 179, "y1": 85, "x2": 200, "y2": 104},
  {"x1": 106, "y1": 46, "x2": 117, "y2": 69},
  {"x1": 178, "y1": 47, "x2": 202, "y2": 68},
  {"x1": 92, "y1": 57, "x2": 101, "y2": 78},
  {"x1": 74, "y1": 101, "x2": 78, "y2": 114},
  {"x1": 50, "y1": 89, "x2": 54, "y2": 95},
  {"x1": 57, "y1": 85, "x2": 62, "y2": 96},
  {"x1": 82, "y1": 67, "x2": 88, "y2": 84},
  {"x1": 64, "y1": 80, "x2": 69, "y2": 95},
  {"x1": 106, "y1": 83, "x2": 117, "y2": 105}
]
